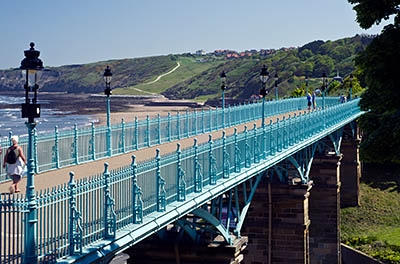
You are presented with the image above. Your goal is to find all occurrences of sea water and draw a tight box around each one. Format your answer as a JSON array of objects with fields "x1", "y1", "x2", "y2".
[{"x1": 0, "y1": 95, "x2": 99, "y2": 138}]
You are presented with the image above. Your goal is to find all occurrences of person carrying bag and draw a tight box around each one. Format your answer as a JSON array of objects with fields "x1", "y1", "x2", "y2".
[{"x1": 3, "y1": 136, "x2": 26, "y2": 193}]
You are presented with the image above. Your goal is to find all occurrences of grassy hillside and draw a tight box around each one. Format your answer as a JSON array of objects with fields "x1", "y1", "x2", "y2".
[
  {"x1": 0, "y1": 34, "x2": 373, "y2": 101},
  {"x1": 113, "y1": 56, "x2": 224, "y2": 97},
  {"x1": 0, "y1": 55, "x2": 177, "y2": 94},
  {"x1": 341, "y1": 163, "x2": 400, "y2": 264}
]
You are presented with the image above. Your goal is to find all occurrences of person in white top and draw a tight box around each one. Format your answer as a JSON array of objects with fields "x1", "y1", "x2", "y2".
[{"x1": 3, "y1": 136, "x2": 26, "y2": 193}]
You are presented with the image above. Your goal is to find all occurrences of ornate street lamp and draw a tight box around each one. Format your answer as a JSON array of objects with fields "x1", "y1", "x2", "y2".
[
  {"x1": 305, "y1": 74, "x2": 309, "y2": 96},
  {"x1": 349, "y1": 73, "x2": 353, "y2": 101},
  {"x1": 220, "y1": 70, "x2": 227, "y2": 128},
  {"x1": 322, "y1": 72, "x2": 327, "y2": 109},
  {"x1": 274, "y1": 73, "x2": 279, "y2": 101},
  {"x1": 259, "y1": 65, "x2": 269, "y2": 129},
  {"x1": 20, "y1": 42, "x2": 43, "y2": 263},
  {"x1": 104, "y1": 66, "x2": 113, "y2": 156}
]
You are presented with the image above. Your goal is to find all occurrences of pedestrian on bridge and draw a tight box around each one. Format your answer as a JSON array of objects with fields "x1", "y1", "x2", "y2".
[
  {"x1": 3, "y1": 136, "x2": 26, "y2": 193},
  {"x1": 312, "y1": 91, "x2": 316, "y2": 110},
  {"x1": 307, "y1": 93, "x2": 312, "y2": 110}
]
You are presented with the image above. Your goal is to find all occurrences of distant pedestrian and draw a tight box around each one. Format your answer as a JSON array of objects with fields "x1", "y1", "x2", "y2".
[
  {"x1": 312, "y1": 92, "x2": 316, "y2": 110},
  {"x1": 3, "y1": 136, "x2": 26, "y2": 193},
  {"x1": 306, "y1": 93, "x2": 312, "y2": 110}
]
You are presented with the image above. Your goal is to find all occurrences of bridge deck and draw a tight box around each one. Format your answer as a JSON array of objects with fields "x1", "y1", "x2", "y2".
[{"x1": 0, "y1": 110, "x2": 306, "y2": 193}]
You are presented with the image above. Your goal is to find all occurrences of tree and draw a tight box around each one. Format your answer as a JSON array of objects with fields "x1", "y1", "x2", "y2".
[{"x1": 348, "y1": 0, "x2": 400, "y2": 163}]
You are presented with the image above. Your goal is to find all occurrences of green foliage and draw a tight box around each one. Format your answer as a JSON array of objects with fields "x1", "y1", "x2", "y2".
[
  {"x1": 341, "y1": 163, "x2": 400, "y2": 263},
  {"x1": 347, "y1": 0, "x2": 400, "y2": 163},
  {"x1": 348, "y1": 0, "x2": 400, "y2": 29},
  {"x1": 350, "y1": 17, "x2": 400, "y2": 163},
  {"x1": 290, "y1": 87, "x2": 305, "y2": 97}
]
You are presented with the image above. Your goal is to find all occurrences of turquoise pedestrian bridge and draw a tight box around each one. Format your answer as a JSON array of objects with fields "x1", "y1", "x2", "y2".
[{"x1": 0, "y1": 97, "x2": 363, "y2": 264}]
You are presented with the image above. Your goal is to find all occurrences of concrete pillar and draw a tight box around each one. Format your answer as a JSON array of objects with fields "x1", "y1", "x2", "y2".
[
  {"x1": 340, "y1": 125, "x2": 361, "y2": 207},
  {"x1": 309, "y1": 153, "x2": 342, "y2": 264},
  {"x1": 243, "y1": 177, "x2": 312, "y2": 264}
]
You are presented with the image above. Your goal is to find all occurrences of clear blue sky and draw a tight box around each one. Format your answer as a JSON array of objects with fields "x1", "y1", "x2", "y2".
[{"x1": 0, "y1": 0, "x2": 390, "y2": 69}]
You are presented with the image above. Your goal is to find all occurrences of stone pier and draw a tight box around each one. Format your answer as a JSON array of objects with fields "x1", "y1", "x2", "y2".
[
  {"x1": 309, "y1": 153, "x2": 342, "y2": 264},
  {"x1": 340, "y1": 124, "x2": 361, "y2": 207},
  {"x1": 243, "y1": 177, "x2": 312, "y2": 264},
  {"x1": 126, "y1": 234, "x2": 248, "y2": 264}
]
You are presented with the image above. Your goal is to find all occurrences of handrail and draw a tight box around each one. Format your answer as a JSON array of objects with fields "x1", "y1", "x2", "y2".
[{"x1": 0, "y1": 97, "x2": 340, "y2": 182}]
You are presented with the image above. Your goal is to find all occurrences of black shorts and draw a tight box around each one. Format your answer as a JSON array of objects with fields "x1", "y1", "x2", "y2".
[{"x1": 308, "y1": 102, "x2": 311, "y2": 107}]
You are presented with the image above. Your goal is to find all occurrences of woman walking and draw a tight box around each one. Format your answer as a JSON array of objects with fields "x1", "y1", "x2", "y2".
[{"x1": 3, "y1": 136, "x2": 26, "y2": 193}]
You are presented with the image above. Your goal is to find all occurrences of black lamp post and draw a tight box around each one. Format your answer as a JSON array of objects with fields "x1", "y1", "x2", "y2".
[
  {"x1": 259, "y1": 65, "x2": 269, "y2": 129},
  {"x1": 274, "y1": 73, "x2": 278, "y2": 101},
  {"x1": 322, "y1": 72, "x2": 327, "y2": 110},
  {"x1": 349, "y1": 73, "x2": 353, "y2": 101},
  {"x1": 104, "y1": 66, "x2": 113, "y2": 156},
  {"x1": 20, "y1": 42, "x2": 43, "y2": 263},
  {"x1": 220, "y1": 71, "x2": 227, "y2": 128}
]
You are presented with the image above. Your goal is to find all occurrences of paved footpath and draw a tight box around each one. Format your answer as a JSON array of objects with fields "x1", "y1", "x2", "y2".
[{"x1": 0, "y1": 110, "x2": 310, "y2": 193}]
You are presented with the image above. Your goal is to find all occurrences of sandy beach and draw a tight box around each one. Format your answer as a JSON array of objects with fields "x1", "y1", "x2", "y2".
[{"x1": 0, "y1": 91, "x2": 207, "y2": 127}]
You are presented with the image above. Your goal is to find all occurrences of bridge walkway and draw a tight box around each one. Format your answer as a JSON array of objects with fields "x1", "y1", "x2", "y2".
[{"x1": 0, "y1": 109, "x2": 307, "y2": 193}]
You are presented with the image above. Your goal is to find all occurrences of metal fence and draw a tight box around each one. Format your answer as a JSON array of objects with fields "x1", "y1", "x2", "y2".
[
  {"x1": 0, "y1": 98, "x2": 360, "y2": 263},
  {"x1": 0, "y1": 97, "x2": 340, "y2": 182}
]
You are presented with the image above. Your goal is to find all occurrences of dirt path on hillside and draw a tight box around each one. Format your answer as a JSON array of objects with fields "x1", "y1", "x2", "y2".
[{"x1": 143, "y1": 62, "x2": 181, "y2": 85}]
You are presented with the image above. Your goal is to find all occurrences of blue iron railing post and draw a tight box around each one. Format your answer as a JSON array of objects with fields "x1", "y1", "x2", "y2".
[
  {"x1": 209, "y1": 106, "x2": 212, "y2": 132},
  {"x1": 194, "y1": 138, "x2": 203, "y2": 193},
  {"x1": 146, "y1": 115, "x2": 150, "y2": 147},
  {"x1": 201, "y1": 109, "x2": 205, "y2": 133},
  {"x1": 215, "y1": 106, "x2": 219, "y2": 129},
  {"x1": 121, "y1": 118, "x2": 126, "y2": 153},
  {"x1": 234, "y1": 128, "x2": 241, "y2": 173},
  {"x1": 168, "y1": 112, "x2": 172, "y2": 142},
  {"x1": 222, "y1": 131, "x2": 230, "y2": 179},
  {"x1": 25, "y1": 122, "x2": 38, "y2": 263},
  {"x1": 34, "y1": 127, "x2": 38, "y2": 173},
  {"x1": 177, "y1": 112, "x2": 181, "y2": 140},
  {"x1": 269, "y1": 119, "x2": 275, "y2": 156},
  {"x1": 103, "y1": 163, "x2": 116, "y2": 239},
  {"x1": 244, "y1": 126, "x2": 251, "y2": 168},
  {"x1": 155, "y1": 149, "x2": 166, "y2": 211},
  {"x1": 228, "y1": 105, "x2": 231, "y2": 127},
  {"x1": 253, "y1": 123, "x2": 260, "y2": 163},
  {"x1": 106, "y1": 94, "x2": 112, "y2": 157},
  {"x1": 134, "y1": 117, "x2": 139, "y2": 150},
  {"x1": 8, "y1": 131, "x2": 12, "y2": 146},
  {"x1": 91, "y1": 122, "x2": 96, "y2": 160},
  {"x1": 194, "y1": 110, "x2": 198, "y2": 135},
  {"x1": 157, "y1": 114, "x2": 161, "y2": 144},
  {"x1": 208, "y1": 135, "x2": 217, "y2": 185},
  {"x1": 186, "y1": 110, "x2": 189, "y2": 138},
  {"x1": 131, "y1": 155, "x2": 143, "y2": 224},
  {"x1": 176, "y1": 143, "x2": 186, "y2": 201},
  {"x1": 74, "y1": 124, "x2": 78, "y2": 165},
  {"x1": 262, "y1": 97, "x2": 265, "y2": 129},
  {"x1": 68, "y1": 172, "x2": 83, "y2": 255},
  {"x1": 54, "y1": 126, "x2": 60, "y2": 168}
]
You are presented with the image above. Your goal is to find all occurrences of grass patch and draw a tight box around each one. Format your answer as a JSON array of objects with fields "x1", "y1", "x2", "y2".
[
  {"x1": 341, "y1": 163, "x2": 400, "y2": 263},
  {"x1": 114, "y1": 56, "x2": 224, "y2": 95}
]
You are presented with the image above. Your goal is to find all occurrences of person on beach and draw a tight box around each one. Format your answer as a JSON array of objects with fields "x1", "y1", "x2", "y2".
[
  {"x1": 312, "y1": 92, "x2": 316, "y2": 110},
  {"x1": 3, "y1": 136, "x2": 26, "y2": 193},
  {"x1": 306, "y1": 93, "x2": 312, "y2": 110}
]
